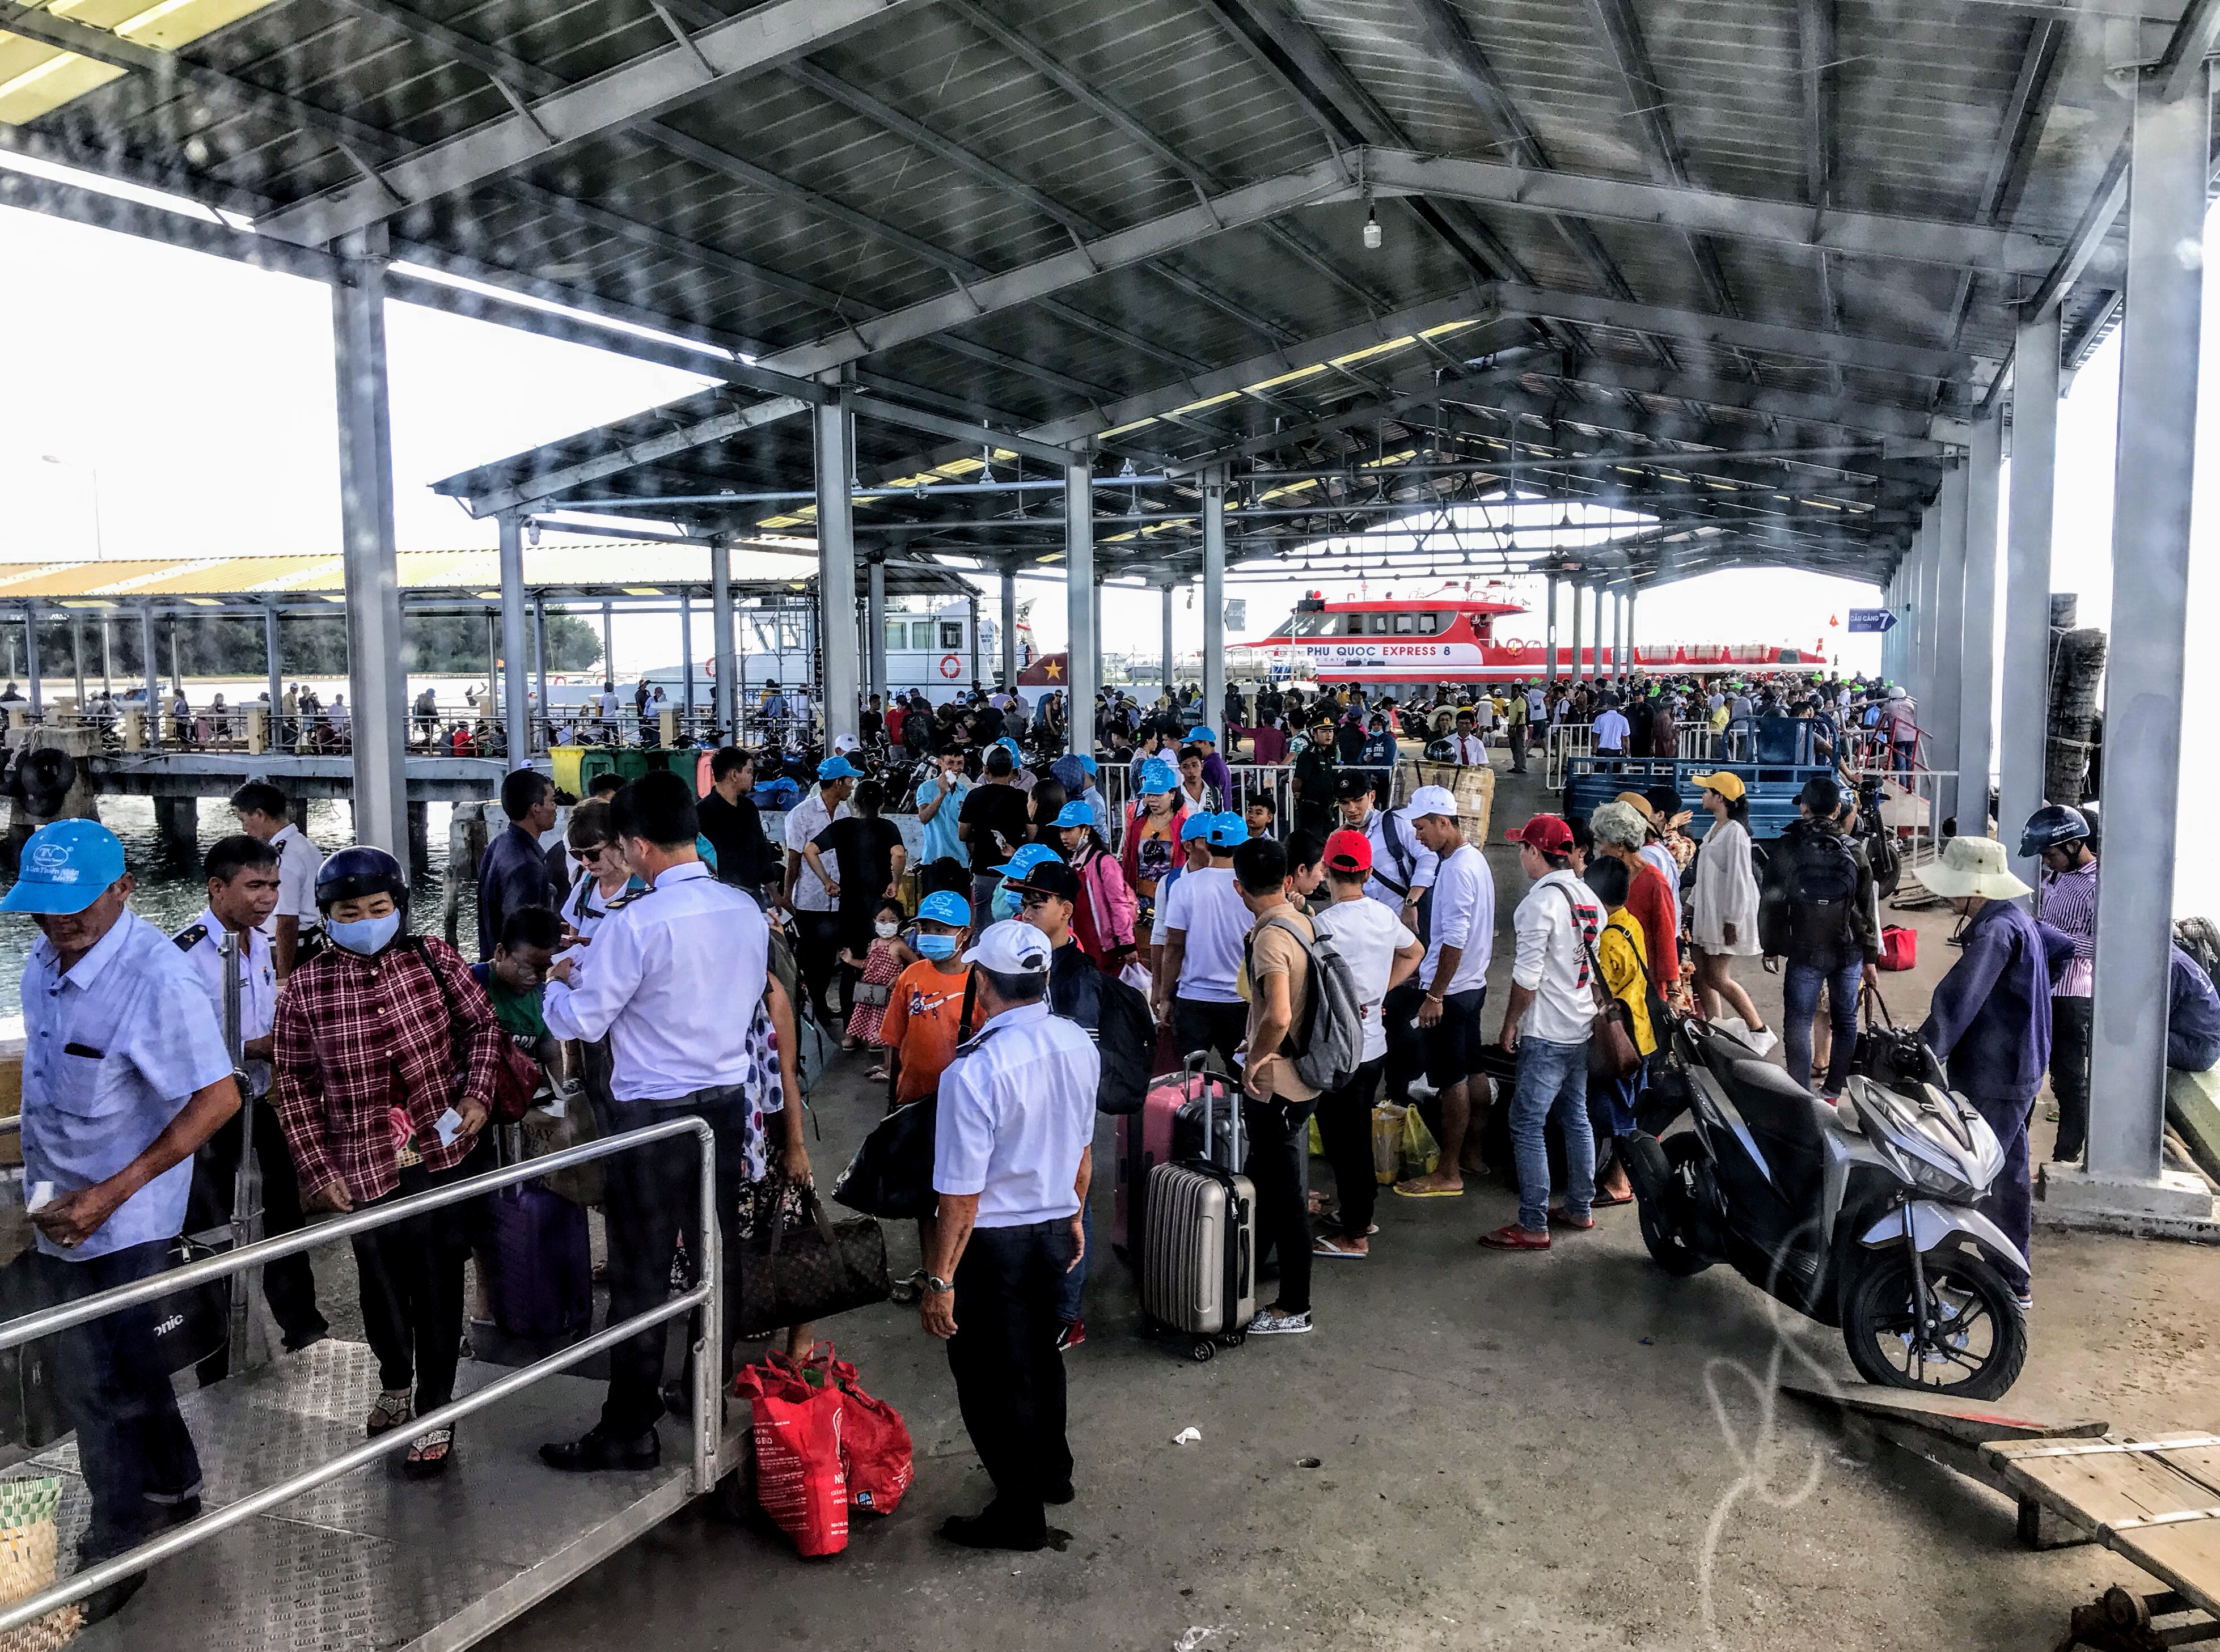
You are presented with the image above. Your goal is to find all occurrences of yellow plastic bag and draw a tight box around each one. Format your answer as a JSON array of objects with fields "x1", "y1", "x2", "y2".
[
  {"x1": 1372, "y1": 1101, "x2": 1404, "y2": 1184},
  {"x1": 1399, "y1": 1105, "x2": 1441, "y2": 1181},
  {"x1": 1308, "y1": 1112, "x2": 1325, "y2": 1157}
]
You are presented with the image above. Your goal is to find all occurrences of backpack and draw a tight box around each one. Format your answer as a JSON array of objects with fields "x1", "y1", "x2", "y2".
[
  {"x1": 1245, "y1": 913, "x2": 1365, "y2": 1094},
  {"x1": 1369, "y1": 811, "x2": 1435, "y2": 943},
  {"x1": 1760, "y1": 827, "x2": 1859, "y2": 959}
]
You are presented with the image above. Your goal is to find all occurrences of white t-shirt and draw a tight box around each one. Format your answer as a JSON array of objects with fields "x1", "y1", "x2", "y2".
[
  {"x1": 264, "y1": 821, "x2": 323, "y2": 937},
  {"x1": 1423, "y1": 842, "x2": 1495, "y2": 996},
  {"x1": 1593, "y1": 708, "x2": 1630, "y2": 750},
  {"x1": 1314, "y1": 897, "x2": 1418, "y2": 1064},
  {"x1": 783, "y1": 792, "x2": 850, "y2": 912},
  {"x1": 1162, "y1": 865, "x2": 1248, "y2": 1004}
]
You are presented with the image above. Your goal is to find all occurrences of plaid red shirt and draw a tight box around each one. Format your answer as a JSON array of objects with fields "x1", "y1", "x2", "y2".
[{"x1": 272, "y1": 935, "x2": 504, "y2": 1203}]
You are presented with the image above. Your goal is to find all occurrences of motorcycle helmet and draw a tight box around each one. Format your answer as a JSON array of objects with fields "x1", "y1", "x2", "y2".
[
  {"x1": 2018, "y1": 803, "x2": 2091, "y2": 860},
  {"x1": 315, "y1": 845, "x2": 409, "y2": 916},
  {"x1": 1422, "y1": 736, "x2": 1457, "y2": 763}
]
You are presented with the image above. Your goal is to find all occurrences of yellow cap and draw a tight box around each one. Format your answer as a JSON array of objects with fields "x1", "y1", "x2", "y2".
[{"x1": 1689, "y1": 770, "x2": 1747, "y2": 802}]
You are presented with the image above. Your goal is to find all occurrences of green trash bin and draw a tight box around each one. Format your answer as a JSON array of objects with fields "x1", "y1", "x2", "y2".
[{"x1": 576, "y1": 749, "x2": 621, "y2": 794}]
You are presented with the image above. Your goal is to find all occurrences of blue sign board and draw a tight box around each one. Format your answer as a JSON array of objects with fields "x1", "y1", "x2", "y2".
[{"x1": 1847, "y1": 608, "x2": 1897, "y2": 634}]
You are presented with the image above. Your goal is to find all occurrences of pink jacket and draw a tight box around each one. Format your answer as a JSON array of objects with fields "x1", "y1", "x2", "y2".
[{"x1": 1076, "y1": 842, "x2": 1139, "y2": 955}]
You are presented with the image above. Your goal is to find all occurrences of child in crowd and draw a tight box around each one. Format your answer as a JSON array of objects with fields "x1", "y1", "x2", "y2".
[
  {"x1": 1584, "y1": 856, "x2": 1655, "y2": 1207},
  {"x1": 841, "y1": 896, "x2": 915, "y2": 1081},
  {"x1": 876, "y1": 891, "x2": 974, "y2": 1303}
]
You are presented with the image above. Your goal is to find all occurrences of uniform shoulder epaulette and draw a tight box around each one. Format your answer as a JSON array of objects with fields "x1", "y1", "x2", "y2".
[
  {"x1": 172, "y1": 921, "x2": 208, "y2": 951},
  {"x1": 606, "y1": 886, "x2": 653, "y2": 910}
]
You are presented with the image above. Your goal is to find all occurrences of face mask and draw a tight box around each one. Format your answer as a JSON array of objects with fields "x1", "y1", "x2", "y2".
[
  {"x1": 915, "y1": 933, "x2": 958, "y2": 961},
  {"x1": 327, "y1": 910, "x2": 401, "y2": 956},
  {"x1": 874, "y1": 920, "x2": 899, "y2": 939},
  {"x1": 992, "y1": 884, "x2": 1021, "y2": 923}
]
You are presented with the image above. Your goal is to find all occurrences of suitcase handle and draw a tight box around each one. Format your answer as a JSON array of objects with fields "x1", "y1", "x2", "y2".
[{"x1": 1179, "y1": 1051, "x2": 1245, "y2": 1171}]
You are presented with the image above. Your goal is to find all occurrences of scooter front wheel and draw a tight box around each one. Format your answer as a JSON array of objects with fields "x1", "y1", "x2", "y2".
[
  {"x1": 1636, "y1": 1133, "x2": 1712, "y2": 1277},
  {"x1": 1840, "y1": 1247, "x2": 2026, "y2": 1400}
]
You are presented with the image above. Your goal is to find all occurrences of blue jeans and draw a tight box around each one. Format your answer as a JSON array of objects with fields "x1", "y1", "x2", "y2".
[
  {"x1": 1783, "y1": 956, "x2": 1864, "y2": 1096},
  {"x1": 1511, "y1": 1036, "x2": 1593, "y2": 1232}
]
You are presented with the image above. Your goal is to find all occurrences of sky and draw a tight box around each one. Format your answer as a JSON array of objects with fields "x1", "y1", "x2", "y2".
[{"x1": 4, "y1": 156, "x2": 2217, "y2": 907}]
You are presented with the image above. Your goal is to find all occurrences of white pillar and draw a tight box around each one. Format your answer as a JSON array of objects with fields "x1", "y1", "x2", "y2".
[
  {"x1": 1957, "y1": 411, "x2": 2003, "y2": 836},
  {"x1": 497, "y1": 513, "x2": 530, "y2": 761},
  {"x1": 1065, "y1": 459, "x2": 1096, "y2": 752},
  {"x1": 2080, "y1": 60, "x2": 2211, "y2": 1213},
  {"x1": 1569, "y1": 581, "x2": 1584, "y2": 685},
  {"x1": 866, "y1": 556, "x2": 887, "y2": 704},
  {"x1": 2001, "y1": 307, "x2": 2061, "y2": 891},
  {"x1": 1000, "y1": 562, "x2": 1018, "y2": 687},
  {"x1": 711, "y1": 537, "x2": 736, "y2": 739},
  {"x1": 1624, "y1": 587, "x2": 1636, "y2": 673},
  {"x1": 1545, "y1": 574, "x2": 1559, "y2": 685},
  {"x1": 1161, "y1": 581, "x2": 1175, "y2": 697},
  {"x1": 1202, "y1": 470, "x2": 1227, "y2": 736},
  {"x1": 332, "y1": 225, "x2": 409, "y2": 854},
  {"x1": 1930, "y1": 465, "x2": 1968, "y2": 827},
  {"x1": 813, "y1": 391, "x2": 859, "y2": 746}
]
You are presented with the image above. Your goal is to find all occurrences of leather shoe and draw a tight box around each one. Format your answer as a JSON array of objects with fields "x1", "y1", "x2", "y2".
[
  {"x1": 1043, "y1": 1481, "x2": 1075, "y2": 1506},
  {"x1": 143, "y1": 1494, "x2": 201, "y2": 1535},
  {"x1": 78, "y1": 1570, "x2": 145, "y2": 1626},
  {"x1": 539, "y1": 1429, "x2": 659, "y2": 1472}
]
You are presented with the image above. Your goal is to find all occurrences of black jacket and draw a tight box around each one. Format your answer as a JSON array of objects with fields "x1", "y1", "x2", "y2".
[{"x1": 1048, "y1": 941, "x2": 1151, "y2": 1114}]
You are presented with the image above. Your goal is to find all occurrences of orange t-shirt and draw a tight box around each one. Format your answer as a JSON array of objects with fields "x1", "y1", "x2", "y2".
[{"x1": 877, "y1": 961, "x2": 976, "y2": 1104}]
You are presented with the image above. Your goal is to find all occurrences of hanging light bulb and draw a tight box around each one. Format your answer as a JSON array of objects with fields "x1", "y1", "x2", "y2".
[{"x1": 1363, "y1": 193, "x2": 1382, "y2": 251}]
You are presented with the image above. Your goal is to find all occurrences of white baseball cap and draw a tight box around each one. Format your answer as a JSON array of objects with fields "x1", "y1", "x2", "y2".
[
  {"x1": 1407, "y1": 784, "x2": 1465, "y2": 819},
  {"x1": 962, "y1": 918, "x2": 1054, "y2": 974},
  {"x1": 831, "y1": 731, "x2": 860, "y2": 755}
]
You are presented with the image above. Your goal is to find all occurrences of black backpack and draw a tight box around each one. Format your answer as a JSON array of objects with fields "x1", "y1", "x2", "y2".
[{"x1": 1761, "y1": 828, "x2": 1860, "y2": 959}]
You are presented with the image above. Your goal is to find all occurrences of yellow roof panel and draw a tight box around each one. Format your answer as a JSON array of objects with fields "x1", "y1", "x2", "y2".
[{"x1": 0, "y1": 0, "x2": 282, "y2": 124}]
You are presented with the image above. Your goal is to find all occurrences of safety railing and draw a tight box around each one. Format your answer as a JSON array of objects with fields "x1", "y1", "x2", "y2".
[
  {"x1": 1545, "y1": 720, "x2": 1732, "y2": 787},
  {"x1": 0, "y1": 1116, "x2": 722, "y2": 1636},
  {"x1": 1843, "y1": 766, "x2": 1961, "y2": 871}
]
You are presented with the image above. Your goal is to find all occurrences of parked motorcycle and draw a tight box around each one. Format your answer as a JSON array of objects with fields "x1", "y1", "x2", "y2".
[
  {"x1": 1852, "y1": 775, "x2": 1903, "y2": 897},
  {"x1": 1624, "y1": 1016, "x2": 2028, "y2": 1399}
]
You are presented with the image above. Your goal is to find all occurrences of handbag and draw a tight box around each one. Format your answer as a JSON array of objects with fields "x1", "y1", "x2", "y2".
[
  {"x1": 418, "y1": 942, "x2": 542, "y2": 1123},
  {"x1": 831, "y1": 977, "x2": 977, "y2": 1218},
  {"x1": 733, "y1": 1186, "x2": 892, "y2": 1338},
  {"x1": 1550, "y1": 887, "x2": 1642, "y2": 1080}
]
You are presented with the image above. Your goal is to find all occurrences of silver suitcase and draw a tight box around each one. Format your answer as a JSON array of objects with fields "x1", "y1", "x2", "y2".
[{"x1": 1138, "y1": 1071, "x2": 1255, "y2": 1362}]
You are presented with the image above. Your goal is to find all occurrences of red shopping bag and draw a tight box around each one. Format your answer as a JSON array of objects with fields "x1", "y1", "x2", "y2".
[
  {"x1": 1879, "y1": 924, "x2": 1917, "y2": 972},
  {"x1": 810, "y1": 1345, "x2": 915, "y2": 1515},
  {"x1": 735, "y1": 1354, "x2": 849, "y2": 1557}
]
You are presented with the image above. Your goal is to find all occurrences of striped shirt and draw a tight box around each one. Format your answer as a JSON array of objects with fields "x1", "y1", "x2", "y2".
[{"x1": 2042, "y1": 859, "x2": 2099, "y2": 999}]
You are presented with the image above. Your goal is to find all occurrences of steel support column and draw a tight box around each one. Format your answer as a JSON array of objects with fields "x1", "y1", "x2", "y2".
[
  {"x1": 679, "y1": 586, "x2": 695, "y2": 725},
  {"x1": 1931, "y1": 467, "x2": 1970, "y2": 828},
  {"x1": 1545, "y1": 574, "x2": 1559, "y2": 685},
  {"x1": 1570, "y1": 582, "x2": 1584, "y2": 684},
  {"x1": 23, "y1": 605, "x2": 41, "y2": 720},
  {"x1": 813, "y1": 391, "x2": 860, "y2": 746},
  {"x1": 1065, "y1": 459, "x2": 1097, "y2": 753},
  {"x1": 533, "y1": 594, "x2": 549, "y2": 736},
  {"x1": 1624, "y1": 587, "x2": 1637, "y2": 675},
  {"x1": 2082, "y1": 61, "x2": 2211, "y2": 1210},
  {"x1": 1959, "y1": 410, "x2": 2005, "y2": 836},
  {"x1": 1202, "y1": 471, "x2": 1226, "y2": 743},
  {"x1": 711, "y1": 537, "x2": 736, "y2": 738},
  {"x1": 866, "y1": 557, "x2": 887, "y2": 704},
  {"x1": 141, "y1": 606, "x2": 159, "y2": 749},
  {"x1": 264, "y1": 605, "x2": 281, "y2": 735},
  {"x1": 497, "y1": 513, "x2": 530, "y2": 761},
  {"x1": 999, "y1": 561, "x2": 1017, "y2": 687},
  {"x1": 1161, "y1": 582, "x2": 1175, "y2": 697},
  {"x1": 601, "y1": 601, "x2": 614, "y2": 690},
  {"x1": 2001, "y1": 307, "x2": 2061, "y2": 891},
  {"x1": 68, "y1": 612, "x2": 83, "y2": 713}
]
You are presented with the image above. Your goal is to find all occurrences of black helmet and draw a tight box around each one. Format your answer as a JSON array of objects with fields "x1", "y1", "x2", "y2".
[
  {"x1": 315, "y1": 845, "x2": 409, "y2": 914},
  {"x1": 2018, "y1": 804, "x2": 2091, "y2": 860}
]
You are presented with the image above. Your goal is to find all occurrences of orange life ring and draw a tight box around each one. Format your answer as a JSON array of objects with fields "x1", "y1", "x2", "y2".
[
  {"x1": 938, "y1": 653, "x2": 962, "y2": 679},
  {"x1": 1503, "y1": 640, "x2": 1525, "y2": 659}
]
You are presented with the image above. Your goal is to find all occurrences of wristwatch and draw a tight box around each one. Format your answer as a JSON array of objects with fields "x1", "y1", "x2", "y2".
[{"x1": 925, "y1": 1275, "x2": 954, "y2": 1294}]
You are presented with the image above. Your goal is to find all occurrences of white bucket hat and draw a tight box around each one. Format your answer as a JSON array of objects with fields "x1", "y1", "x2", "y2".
[{"x1": 1914, "y1": 835, "x2": 2032, "y2": 900}]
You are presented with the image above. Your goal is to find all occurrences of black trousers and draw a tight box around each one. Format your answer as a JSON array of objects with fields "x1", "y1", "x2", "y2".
[
  {"x1": 1380, "y1": 980, "x2": 1427, "y2": 1108},
  {"x1": 1172, "y1": 998, "x2": 1248, "y2": 1072},
  {"x1": 2050, "y1": 995, "x2": 2093, "y2": 1162},
  {"x1": 1314, "y1": 1056, "x2": 1384, "y2": 1241},
  {"x1": 947, "y1": 1220, "x2": 1075, "y2": 1536},
  {"x1": 189, "y1": 1098, "x2": 325, "y2": 1346},
  {"x1": 40, "y1": 1239, "x2": 201, "y2": 1562},
  {"x1": 597, "y1": 1089, "x2": 746, "y2": 1441},
  {"x1": 1508, "y1": 723, "x2": 1529, "y2": 772},
  {"x1": 1242, "y1": 1099, "x2": 1315, "y2": 1315},
  {"x1": 350, "y1": 1157, "x2": 474, "y2": 1416},
  {"x1": 795, "y1": 910, "x2": 844, "y2": 1027}
]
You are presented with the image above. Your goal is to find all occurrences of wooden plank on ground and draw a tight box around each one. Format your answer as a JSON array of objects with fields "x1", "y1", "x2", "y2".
[
  {"x1": 1985, "y1": 1434, "x2": 2220, "y2": 1615},
  {"x1": 1782, "y1": 1380, "x2": 2108, "y2": 1446}
]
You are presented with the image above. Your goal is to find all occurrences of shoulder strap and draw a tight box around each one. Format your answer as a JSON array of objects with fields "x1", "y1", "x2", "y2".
[
  {"x1": 172, "y1": 921, "x2": 208, "y2": 952},
  {"x1": 957, "y1": 971, "x2": 979, "y2": 1042}
]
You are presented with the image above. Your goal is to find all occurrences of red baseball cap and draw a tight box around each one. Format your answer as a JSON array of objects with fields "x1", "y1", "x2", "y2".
[
  {"x1": 1505, "y1": 813, "x2": 1575, "y2": 854},
  {"x1": 1323, "y1": 828, "x2": 1372, "y2": 874}
]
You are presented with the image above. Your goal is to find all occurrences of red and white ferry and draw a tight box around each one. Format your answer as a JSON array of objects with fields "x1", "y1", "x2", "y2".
[{"x1": 1245, "y1": 584, "x2": 1826, "y2": 686}]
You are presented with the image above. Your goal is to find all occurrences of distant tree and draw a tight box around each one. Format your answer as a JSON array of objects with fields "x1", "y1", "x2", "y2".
[{"x1": 5, "y1": 609, "x2": 603, "y2": 682}]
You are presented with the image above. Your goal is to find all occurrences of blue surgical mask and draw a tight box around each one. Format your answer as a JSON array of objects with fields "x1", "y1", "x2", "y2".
[
  {"x1": 915, "y1": 933, "x2": 958, "y2": 961},
  {"x1": 327, "y1": 910, "x2": 401, "y2": 956},
  {"x1": 992, "y1": 885, "x2": 1020, "y2": 923}
]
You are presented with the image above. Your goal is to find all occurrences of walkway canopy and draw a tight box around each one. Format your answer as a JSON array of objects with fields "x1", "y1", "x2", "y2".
[{"x1": 6, "y1": 0, "x2": 2217, "y2": 1223}]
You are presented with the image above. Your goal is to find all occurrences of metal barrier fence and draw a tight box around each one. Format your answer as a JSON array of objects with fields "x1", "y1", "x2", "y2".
[
  {"x1": 0, "y1": 1116, "x2": 722, "y2": 1635},
  {"x1": 1543, "y1": 722, "x2": 1711, "y2": 789},
  {"x1": 1846, "y1": 766, "x2": 1959, "y2": 871}
]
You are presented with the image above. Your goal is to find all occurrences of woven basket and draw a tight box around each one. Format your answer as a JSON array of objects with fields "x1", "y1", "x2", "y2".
[{"x1": 0, "y1": 1478, "x2": 81, "y2": 1650}]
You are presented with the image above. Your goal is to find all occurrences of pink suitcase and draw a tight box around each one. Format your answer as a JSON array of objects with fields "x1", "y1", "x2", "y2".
[{"x1": 1113, "y1": 1066, "x2": 1238, "y2": 1253}]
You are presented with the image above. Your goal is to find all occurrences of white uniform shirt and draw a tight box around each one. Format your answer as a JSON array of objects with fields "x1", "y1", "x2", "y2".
[
  {"x1": 1162, "y1": 865, "x2": 1248, "y2": 1004},
  {"x1": 543, "y1": 862, "x2": 775, "y2": 1103},
  {"x1": 1593, "y1": 708, "x2": 1630, "y2": 751},
  {"x1": 1359, "y1": 806, "x2": 1437, "y2": 912},
  {"x1": 1511, "y1": 869, "x2": 1602, "y2": 1045},
  {"x1": 783, "y1": 790, "x2": 849, "y2": 912},
  {"x1": 176, "y1": 908, "x2": 275, "y2": 1094},
  {"x1": 1423, "y1": 842, "x2": 1495, "y2": 996},
  {"x1": 1446, "y1": 732, "x2": 1488, "y2": 765},
  {"x1": 264, "y1": 821, "x2": 324, "y2": 941},
  {"x1": 933, "y1": 1000, "x2": 1100, "y2": 1227},
  {"x1": 1314, "y1": 897, "x2": 1418, "y2": 1064}
]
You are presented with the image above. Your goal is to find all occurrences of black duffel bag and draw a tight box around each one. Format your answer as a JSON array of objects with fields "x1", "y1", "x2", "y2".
[
  {"x1": 733, "y1": 1187, "x2": 891, "y2": 1338},
  {"x1": 831, "y1": 1095, "x2": 937, "y2": 1220}
]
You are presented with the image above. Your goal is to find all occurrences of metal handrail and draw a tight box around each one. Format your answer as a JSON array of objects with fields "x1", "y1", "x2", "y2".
[{"x1": 0, "y1": 1115, "x2": 722, "y2": 1635}]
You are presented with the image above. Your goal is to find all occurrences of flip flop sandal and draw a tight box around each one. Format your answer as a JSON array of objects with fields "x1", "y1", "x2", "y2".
[
  {"x1": 1592, "y1": 1189, "x2": 1636, "y2": 1208},
  {"x1": 1312, "y1": 1235, "x2": 1368, "y2": 1259},
  {"x1": 367, "y1": 1389, "x2": 413, "y2": 1439},
  {"x1": 403, "y1": 1426, "x2": 455, "y2": 1479},
  {"x1": 1393, "y1": 1181, "x2": 1464, "y2": 1198},
  {"x1": 1314, "y1": 1212, "x2": 1380, "y2": 1235},
  {"x1": 1478, "y1": 1223, "x2": 1551, "y2": 1250}
]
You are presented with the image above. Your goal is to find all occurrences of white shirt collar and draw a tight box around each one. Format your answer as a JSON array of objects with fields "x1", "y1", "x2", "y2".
[{"x1": 649, "y1": 859, "x2": 712, "y2": 891}]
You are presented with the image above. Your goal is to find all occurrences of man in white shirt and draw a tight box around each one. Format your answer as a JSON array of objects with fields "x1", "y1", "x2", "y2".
[
  {"x1": 1312, "y1": 830, "x2": 1422, "y2": 1257},
  {"x1": 783, "y1": 756, "x2": 855, "y2": 1028},
  {"x1": 924, "y1": 920, "x2": 1098, "y2": 1552},
  {"x1": 1150, "y1": 812, "x2": 1251, "y2": 1069},
  {"x1": 229, "y1": 780, "x2": 323, "y2": 979},
  {"x1": 1335, "y1": 771, "x2": 1435, "y2": 1104},
  {"x1": 1394, "y1": 786, "x2": 1495, "y2": 1199},
  {"x1": 1592, "y1": 701, "x2": 1630, "y2": 754},
  {"x1": 1482, "y1": 813, "x2": 1602, "y2": 1251},
  {"x1": 1445, "y1": 708, "x2": 1489, "y2": 766},
  {"x1": 176, "y1": 834, "x2": 327, "y2": 1352},
  {"x1": 540, "y1": 772, "x2": 807, "y2": 1472}
]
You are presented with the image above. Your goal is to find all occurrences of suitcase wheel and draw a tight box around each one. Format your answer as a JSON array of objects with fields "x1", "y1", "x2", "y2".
[
  {"x1": 1189, "y1": 1338, "x2": 1215, "y2": 1363},
  {"x1": 1219, "y1": 1332, "x2": 1245, "y2": 1349}
]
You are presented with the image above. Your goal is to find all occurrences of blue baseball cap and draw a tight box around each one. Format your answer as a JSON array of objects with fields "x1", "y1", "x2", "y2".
[
  {"x1": 1052, "y1": 800, "x2": 1094, "y2": 829},
  {"x1": 817, "y1": 755, "x2": 859, "y2": 781},
  {"x1": 2, "y1": 819, "x2": 126, "y2": 914},
  {"x1": 1184, "y1": 725, "x2": 1218, "y2": 745},
  {"x1": 1138, "y1": 756, "x2": 1178, "y2": 794},
  {"x1": 1206, "y1": 812, "x2": 1249, "y2": 848},
  {"x1": 1178, "y1": 813, "x2": 1215, "y2": 842},
  {"x1": 917, "y1": 890, "x2": 971, "y2": 927},
  {"x1": 993, "y1": 844, "x2": 1063, "y2": 881},
  {"x1": 995, "y1": 736, "x2": 1024, "y2": 763}
]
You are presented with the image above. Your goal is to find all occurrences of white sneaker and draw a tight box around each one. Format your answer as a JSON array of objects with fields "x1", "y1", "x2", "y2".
[
  {"x1": 1747, "y1": 1028, "x2": 1779, "y2": 1056},
  {"x1": 1245, "y1": 1308, "x2": 1313, "y2": 1335}
]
